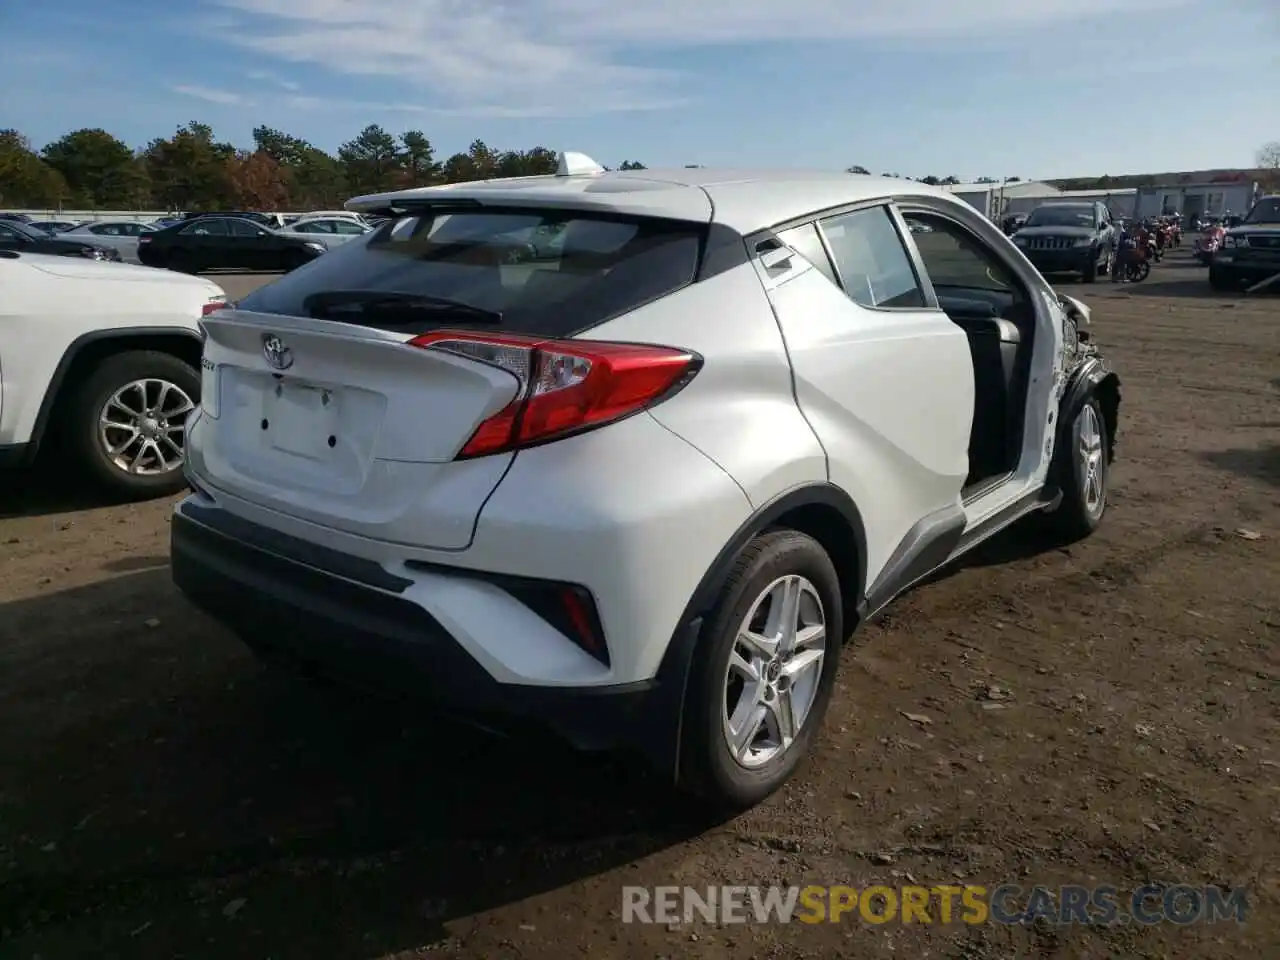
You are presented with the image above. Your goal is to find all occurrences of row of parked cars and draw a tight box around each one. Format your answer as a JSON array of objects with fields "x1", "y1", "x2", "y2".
[
  {"x1": 0, "y1": 208, "x2": 378, "y2": 501},
  {"x1": 0, "y1": 209, "x2": 375, "y2": 268},
  {"x1": 994, "y1": 195, "x2": 1280, "y2": 291},
  {"x1": 3, "y1": 155, "x2": 1127, "y2": 809}
]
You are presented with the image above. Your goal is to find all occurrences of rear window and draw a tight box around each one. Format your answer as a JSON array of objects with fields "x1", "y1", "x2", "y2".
[{"x1": 237, "y1": 208, "x2": 704, "y2": 338}]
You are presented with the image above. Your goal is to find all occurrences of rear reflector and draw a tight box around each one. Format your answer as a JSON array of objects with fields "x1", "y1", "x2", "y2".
[
  {"x1": 408, "y1": 330, "x2": 701, "y2": 458},
  {"x1": 495, "y1": 579, "x2": 609, "y2": 665}
]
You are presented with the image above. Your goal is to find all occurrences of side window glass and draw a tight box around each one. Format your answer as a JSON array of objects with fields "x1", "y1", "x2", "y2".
[
  {"x1": 817, "y1": 206, "x2": 925, "y2": 309},
  {"x1": 775, "y1": 223, "x2": 838, "y2": 286},
  {"x1": 899, "y1": 211, "x2": 1020, "y2": 297},
  {"x1": 183, "y1": 219, "x2": 225, "y2": 236},
  {"x1": 334, "y1": 220, "x2": 365, "y2": 234},
  {"x1": 227, "y1": 219, "x2": 260, "y2": 237}
]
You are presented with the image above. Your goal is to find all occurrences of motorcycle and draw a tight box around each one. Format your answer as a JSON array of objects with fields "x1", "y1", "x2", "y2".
[{"x1": 1120, "y1": 244, "x2": 1151, "y2": 282}]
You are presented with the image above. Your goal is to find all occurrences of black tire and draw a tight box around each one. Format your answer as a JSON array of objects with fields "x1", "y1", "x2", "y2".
[
  {"x1": 167, "y1": 248, "x2": 197, "y2": 274},
  {"x1": 65, "y1": 351, "x2": 200, "y2": 501},
  {"x1": 1081, "y1": 253, "x2": 1098, "y2": 283},
  {"x1": 678, "y1": 529, "x2": 843, "y2": 811},
  {"x1": 1208, "y1": 266, "x2": 1233, "y2": 291},
  {"x1": 284, "y1": 250, "x2": 313, "y2": 271},
  {"x1": 1039, "y1": 395, "x2": 1109, "y2": 543}
]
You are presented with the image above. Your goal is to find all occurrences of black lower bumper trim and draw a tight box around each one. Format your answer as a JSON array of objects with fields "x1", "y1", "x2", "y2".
[
  {"x1": 170, "y1": 509, "x2": 662, "y2": 754},
  {"x1": 0, "y1": 442, "x2": 32, "y2": 468}
]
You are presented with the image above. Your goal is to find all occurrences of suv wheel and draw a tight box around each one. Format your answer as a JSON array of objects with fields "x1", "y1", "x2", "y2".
[
  {"x1": 1208, "y1": 266, "x2": 1234, "y2": 291},
  {"x1": 679, "y1": 530, "x2": 843, "y2": 810},
  {"x1": 1081, "y1": 253, "x2": 1098, "y2": 283},
  {"x1": 66, "y1": 351, "x2": 200, "y2": 500}
]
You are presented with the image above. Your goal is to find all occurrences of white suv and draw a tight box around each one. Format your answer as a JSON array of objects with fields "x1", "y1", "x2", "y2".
[
  {"x1": 172, "y1": 155, "x2": 1121, "y2": 808},
  {"x1": 0, "y1": 251, "x2": 226, "y2": 498}
]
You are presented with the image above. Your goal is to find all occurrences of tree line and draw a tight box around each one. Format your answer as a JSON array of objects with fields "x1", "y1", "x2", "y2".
[
  {"x1": 0, "y1": 122, "x2": 652, "y2": 212},
  {"x1": 6, "y1": 118, "x2": 1272, "y2": 214},
  {"x1": 0, "y1": 120, "x2": 1017, "y2": 213}
]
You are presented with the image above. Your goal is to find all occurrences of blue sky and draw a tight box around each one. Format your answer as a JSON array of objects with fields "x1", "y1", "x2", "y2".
[{"x1": 3, "y1": 0, "x2": 1277, "y2": 180}]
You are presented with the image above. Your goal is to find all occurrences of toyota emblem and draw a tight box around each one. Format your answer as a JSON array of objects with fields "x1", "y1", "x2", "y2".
[{"x1": 262, "y1": 334, "x2": 293, "y2": 370}]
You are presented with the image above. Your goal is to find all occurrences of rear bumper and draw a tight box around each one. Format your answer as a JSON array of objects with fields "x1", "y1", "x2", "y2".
[{"x1": 169, "y1": 502, "x2": 685, "y2": 765}]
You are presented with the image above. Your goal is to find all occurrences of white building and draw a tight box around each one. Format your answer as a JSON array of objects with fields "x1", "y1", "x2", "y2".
[
  {"x1": 937, "y1": 180, "x2": 1069, "y2": 221},
  {"x1": 936, "y1": 183, "x2": 995, "y2": 218},
  {"x1": 1133, "y1": 179, "x2": 1260, "y2": 222}
]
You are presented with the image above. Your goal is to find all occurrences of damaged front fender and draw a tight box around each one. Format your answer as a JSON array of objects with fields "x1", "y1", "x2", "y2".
[{"x1": 1061, "y1": 354, "x2": 1121, "y2": 464}]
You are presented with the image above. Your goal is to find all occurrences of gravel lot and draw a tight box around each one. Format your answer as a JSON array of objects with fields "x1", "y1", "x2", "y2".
[{"x1": 1, "y1": 251, "x2": 1277, "y2": 959}]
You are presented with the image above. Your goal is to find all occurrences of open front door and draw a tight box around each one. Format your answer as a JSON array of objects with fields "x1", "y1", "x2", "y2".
[{"x1": 753, "y1": 203, "x2": 974, "y2": 595}]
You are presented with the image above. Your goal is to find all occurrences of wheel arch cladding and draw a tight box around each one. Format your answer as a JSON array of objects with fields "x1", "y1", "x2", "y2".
[
  {"x1": 30, "y1": 328, "x2": 203, "y2": 451},
  {"x1": 691, "y1": 484, "x2": 867, "y2": 637},
  {"x1": 642, "y1": 483, "x2": 868, "y2": 781},
  {"x1": 1094, "y1": 372, "x2": 1121, "y2": 463},
  {"x1": 1060, "y1": 358, "x2": 1121, "y2": 464}
]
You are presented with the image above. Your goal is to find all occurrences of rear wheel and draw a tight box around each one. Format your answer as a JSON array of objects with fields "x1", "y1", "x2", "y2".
[
  {"x1": 1208, "y1": 266, "x2": 1234, "y2": 291},
  {"x1": 65, "y1": 351, "x2": 200, "y2": 500},
  {"x1": 167, "y1": 249, "x2": 197, "y2": 274},
  {"x1": 1125, "y1": 259, "x2": 1150, "y2": 282},
  {"x1": 678, "y1": 530, "x2": 843, "y2": 811}
]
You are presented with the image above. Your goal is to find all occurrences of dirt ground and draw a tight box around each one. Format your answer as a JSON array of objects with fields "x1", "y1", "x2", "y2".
[{"x1": 1, "y1": 249, "x2": 1277, "y2": 959}]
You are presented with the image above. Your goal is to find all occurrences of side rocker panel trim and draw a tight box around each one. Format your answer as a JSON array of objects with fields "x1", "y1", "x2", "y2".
[{"x1": 862, "y1": 502, "x2": 966, "y2": 618}]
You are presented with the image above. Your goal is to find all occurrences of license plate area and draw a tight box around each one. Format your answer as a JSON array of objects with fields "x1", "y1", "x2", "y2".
[{"x1": 264, "y1": 379, "x2": 339, "y2": 460}]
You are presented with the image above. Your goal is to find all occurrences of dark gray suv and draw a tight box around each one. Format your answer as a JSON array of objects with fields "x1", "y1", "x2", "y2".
[{"x1": 1010, "y1": 202, "x2": 1117, "y2": 283}]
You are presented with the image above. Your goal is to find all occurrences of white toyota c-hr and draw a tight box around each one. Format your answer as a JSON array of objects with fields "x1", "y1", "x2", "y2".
[{"x1": 173, "y1": 153, "x2": 1121, "y2": 809}]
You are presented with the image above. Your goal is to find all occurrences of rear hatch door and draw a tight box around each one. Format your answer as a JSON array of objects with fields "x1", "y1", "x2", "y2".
[{"x1": 197, "y1": 309, "x2": 520, "y2": 550}]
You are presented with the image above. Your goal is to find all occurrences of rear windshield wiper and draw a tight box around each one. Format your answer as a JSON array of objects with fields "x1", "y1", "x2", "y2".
[{"x1": 302, "y1": 290, "x2": 503, "y2": 324}]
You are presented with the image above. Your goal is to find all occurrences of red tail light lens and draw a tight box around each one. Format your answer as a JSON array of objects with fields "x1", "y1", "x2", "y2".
[
  {"x1": 408, "y1": 330, "x2": 701, "y2": 458},
  {"x1": 201, "y1": 299, "x2": 227, "y2": 316}
]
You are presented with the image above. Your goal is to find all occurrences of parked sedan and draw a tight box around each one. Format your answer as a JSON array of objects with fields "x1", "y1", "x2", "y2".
[
  {"x1": 0, "y1": 219, "x2": 121, "y2": 261},
  {"x1": 138, "y1": 216, "x2": 326, "y2": 273},
  {"x1": 58, "y1": 221, "x2": 156, "y2": 263},
  {"x1": 273, "y1": 216, "x2": 371, "y2": 251},
  {"x1": 30, "y1": 220, "x2": 81, "y2": 234}
]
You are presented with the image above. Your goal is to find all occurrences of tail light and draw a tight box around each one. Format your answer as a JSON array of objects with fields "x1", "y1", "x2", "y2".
[
  {"x1": 408, "y1": 330, "x2": 701, "y2": 458},
  {"x1": 138, "y1": 235, "x2": 152, "y2": 243},
  {"x1": 201, "y1": 298, "x2": 227, "y2": 316}
]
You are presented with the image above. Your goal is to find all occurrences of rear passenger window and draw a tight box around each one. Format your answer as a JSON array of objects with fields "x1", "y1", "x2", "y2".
[
  {"x1": 775, "y1": 223, "x2": 838, "y2": 286},
  {"x1": 818, "y1": 207, "x2": 925, "y2": 309}
]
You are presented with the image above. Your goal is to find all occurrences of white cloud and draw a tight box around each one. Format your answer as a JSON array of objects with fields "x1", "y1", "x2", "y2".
[
  {"x1": 247, "y1": 69, "x2": 302, "y2": 91},
  {"x1": 211, "y1": 0, "x2": 1196, "y2": 114},
  {"x1": 171, "y1": 84, "x2": 251, "y2": 105}
]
